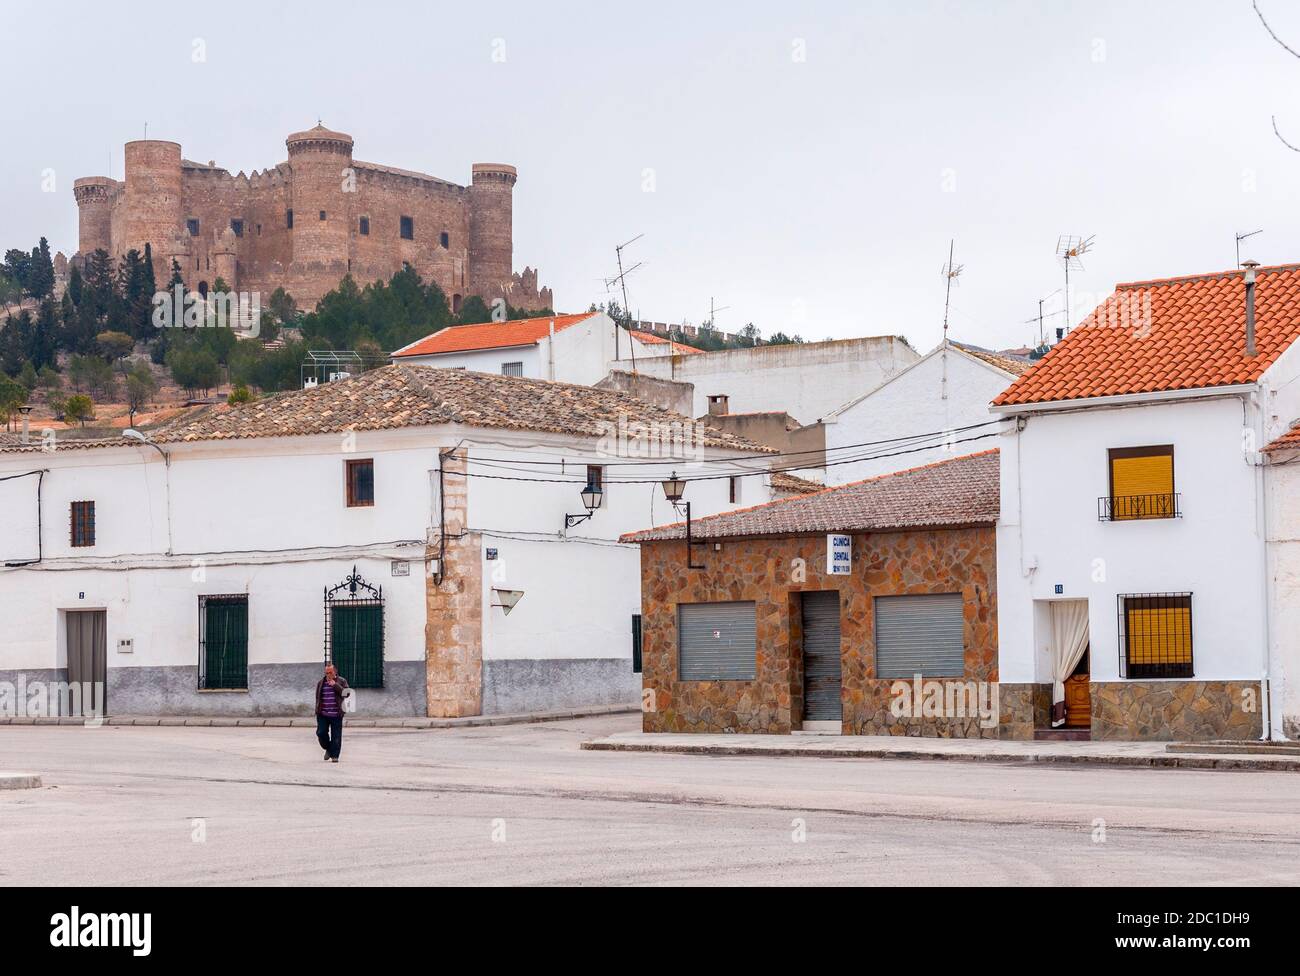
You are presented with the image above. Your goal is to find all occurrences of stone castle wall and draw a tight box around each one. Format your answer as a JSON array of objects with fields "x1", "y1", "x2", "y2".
[{"x1": 74, "y1": 128, "x2": 552, "y2": 313}]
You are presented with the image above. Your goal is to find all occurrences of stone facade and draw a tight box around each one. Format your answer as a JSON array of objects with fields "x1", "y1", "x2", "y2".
[
  {"x1": 1091, "y1": 680, "x2": 1262, "y2": 741},
  {"x1": 638, "y1": 526, "x2": 1001, "y2": 736},
  {"x1": 425, "y1": 450, "x2": 483, "y2": 717},
  {"x1": 74, "y1": 127, "x2": 553, "y2": 312}
]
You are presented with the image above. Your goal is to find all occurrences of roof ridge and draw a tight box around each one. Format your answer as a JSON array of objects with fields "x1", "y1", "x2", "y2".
[
  {"x1": 619, "y1": 449, "x2": 999, "y2": 542},
  {"x1": 1116, "y1": 263, "x2": 1300, "y2": 290}
]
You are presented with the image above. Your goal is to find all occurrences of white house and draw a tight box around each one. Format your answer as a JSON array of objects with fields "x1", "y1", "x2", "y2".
[
  {"x1": 390, "y1": 310, "x2": 667, "y2": 385},
  {"x1": 1264, "y1": 424, "x2": 1300, "y2": 738},
  {"x1": 992, "y1": 262, "x2": 1300, "y2": 741},
  {"x1": 822, "y1": 340, "x2": 1028, "y2": 485},
  {"x1": 0, "y1": 365, "x2": 774, "y2": 719},
  {"x1": 611, "y1": 335, "x2": 921, "y2": 425}
]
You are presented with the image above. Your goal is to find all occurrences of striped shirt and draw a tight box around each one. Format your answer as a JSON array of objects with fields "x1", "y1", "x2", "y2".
[{"x1": 320, "y1": 681, "x2": 341, "y2": 718}]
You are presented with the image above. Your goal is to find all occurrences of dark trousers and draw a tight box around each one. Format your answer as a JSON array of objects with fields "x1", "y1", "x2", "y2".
[{"x1": 316, "y1": 715, "x2": 343, "y2": 758}]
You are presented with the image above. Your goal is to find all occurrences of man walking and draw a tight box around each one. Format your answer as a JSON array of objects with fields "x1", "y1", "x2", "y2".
[{"x1": 315, "y1": 663, "x2": 350, "y2": 762}]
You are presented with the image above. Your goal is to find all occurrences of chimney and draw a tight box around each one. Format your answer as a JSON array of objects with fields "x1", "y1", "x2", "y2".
[
  {"x1": 707, "y1": 394, "x2": 729, "y2": 417},
  {"x1": 1243, "y1": 260, "x2": 1260, "y2": 357}
]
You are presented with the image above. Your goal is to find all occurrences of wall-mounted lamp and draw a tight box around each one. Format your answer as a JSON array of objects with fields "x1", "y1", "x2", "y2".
[
  {"x1": 17, "y1": 404, "x2": 33, "y2": 445},
  {"x1": 564, "y1": 481, "x2": 603, "y2": 530},
  {"x1": 660, "y1": 470, "x2": 704, "y2": 569}
]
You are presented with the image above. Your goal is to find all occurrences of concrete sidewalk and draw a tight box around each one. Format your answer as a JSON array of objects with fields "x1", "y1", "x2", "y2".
[
  {"x1": 582, "y1": 730, "x2": 1300, "y2": 772},
  {"x1": 0, "y1": 703, "x2": 638, "y2": 730}
]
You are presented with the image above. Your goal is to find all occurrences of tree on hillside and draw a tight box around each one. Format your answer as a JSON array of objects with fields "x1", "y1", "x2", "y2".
[
  {"x1": 96, "y1": 330, "x2": 135, "y2": 371},
  {"x1": 0, "y1": 374, "x2": 27, "y2": 431},
  {"x1": 26, "y1": 238, "x2": 55, "y2": 300},
  {"x1": 125, "y1": 364, "x2": 156, "y2": 427},
  {"x1": 63, "y1": 393, "x2": 94, "y2": 427},
  {"x1": 455, "y1": 295, "x2": 492, "y2": 325}
]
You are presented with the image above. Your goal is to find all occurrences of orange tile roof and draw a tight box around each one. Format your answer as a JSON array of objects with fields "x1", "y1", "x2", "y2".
[
  {"x1": 993, "y1": 264, "x2": 1300, "y2": 407},
  {"x1": 392, "y1": 312, "x2": 597, "y2": 358},
  {"x1": 630, "y1": 330, "x2": 702, "y2": 354},
  {"x1": 1264, "y1": 423, "x2": 1300, "y2": 454}
]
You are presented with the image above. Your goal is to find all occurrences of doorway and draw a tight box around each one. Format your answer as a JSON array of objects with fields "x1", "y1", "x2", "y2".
[
  {"x1": 800, "y1": 591, "x2": 842, "y2": 729},
  {"x1": 65, "y1": 609, "x2": 107, "y2": 716},
  {"x1": 1064, "y1": 648, "x2": 1091, "y2": 728}
]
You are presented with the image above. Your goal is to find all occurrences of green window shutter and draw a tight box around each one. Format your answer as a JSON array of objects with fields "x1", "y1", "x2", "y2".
[
  {"x1": 203, "y1": 597, "x2": 248, "y2": 690},
  {"x1": 331, "y1": 604, "x2": 384, "y2": 688}
]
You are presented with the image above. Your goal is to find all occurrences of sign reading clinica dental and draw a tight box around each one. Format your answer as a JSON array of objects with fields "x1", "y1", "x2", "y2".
[{"x1": 826, "y1": 533, "x2": 852, "y2": 575}]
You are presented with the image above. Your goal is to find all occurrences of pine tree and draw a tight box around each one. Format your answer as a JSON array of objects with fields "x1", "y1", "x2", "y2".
[{"x1": 26, "y1": 237, "x2": 55, "y2": 300}]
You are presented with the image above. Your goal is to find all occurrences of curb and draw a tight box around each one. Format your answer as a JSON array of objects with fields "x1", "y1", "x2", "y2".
[
  {"x1": 0, "y1": 704, "x2": 639, "y2": 731},
  {"x1": 579, "y1": 740, "x2": 1300, "y2": 772},
  {"x1": 0, "y1": 772, "x2": 42, "y2": 790}
]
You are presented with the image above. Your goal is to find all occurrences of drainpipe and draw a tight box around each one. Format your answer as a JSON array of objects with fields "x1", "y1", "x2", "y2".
[
  {"x1": 1246, "y1": 388, "x2": 1276, "y2": 740},
  {"x1": 547, "y1": 319, "x2": 555, "y2": 381}
]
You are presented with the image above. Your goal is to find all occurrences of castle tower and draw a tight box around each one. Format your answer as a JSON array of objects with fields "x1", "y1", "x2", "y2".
[
  {"x1": 468, "y1": 163, "x2": 516, "y2": 303},
  {"x1": 122, "y1": 140, "x2": 183, "y2": 283},
  {"x1": 212, "y1": 227, "x2": 238, "y2": 289},
  {"x1": 72, "y1": 176, "x2": 117, "y2": 257},
  {"x1": 286, "y1": 124, "x2": 354, "y2": 306}
]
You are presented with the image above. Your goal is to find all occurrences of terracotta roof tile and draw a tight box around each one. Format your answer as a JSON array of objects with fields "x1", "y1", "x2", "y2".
[
  {"x1": 769, "y1": 472, "x2": 825, "y2": 494},
  {"x1": 392, "y1": 312, "x2": 597, "y2": 358},
  {"x1": 622, "y1": 450, "x2": 998, "y2": 542},
  {"x1": 951, "y1": 341, "x2": 1033, "y2": 375},
  {"x1": 0, "y1": 366, "x2": 776, "y2": 455},
  {"x1": 994, "y1": 264, "x2": 1300, "y2": 406},
  {"x1": 630, "y1": 330, "x2": 702, "y2": 355},
  {"x1": 1264, "y1": 423, "x2": 1300, "y2": 454}
]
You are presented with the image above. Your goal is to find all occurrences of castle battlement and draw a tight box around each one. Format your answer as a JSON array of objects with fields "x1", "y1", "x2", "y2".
[{"x1": 73, "y1": 124, "x2": 550, "y2": 312}]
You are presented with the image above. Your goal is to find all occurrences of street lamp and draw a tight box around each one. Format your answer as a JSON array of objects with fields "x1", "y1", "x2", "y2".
[
  {"x1": 123, "y1": 428, "x2": 174, "y2": 556},
  {"x1": 565, "y1": 480, "x2": 603, "y2": 530},
  {"x1": 660, "y1": 471, "x2": 704, "y2": 569},
  {"x1": 17, "y1": 404, "x2": 33, "y2": 445}
]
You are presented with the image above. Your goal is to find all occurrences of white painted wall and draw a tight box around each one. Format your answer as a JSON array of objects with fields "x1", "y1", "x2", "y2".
[
  {"x1": 996, "y1": 395, "x2": 1270, "y2": 691},
  {"x1": 1267, "y1": 458, "x2": 1300, "y2": 736},
  {"x1": 611, "y1": 336, "x2": 920, "y2": 424},
  {"x1": 0, "y1": 431, "x2": 438, "y2": 676},
  {"x1": 452, "y1": 427, "x2": 772, "y2": 667},
  {"x1": 395, "y1": 312, "x2": 625, "y2": 385},
  {"x1": 823, "y1": 346, "x2": 1016, "y2": 485}
]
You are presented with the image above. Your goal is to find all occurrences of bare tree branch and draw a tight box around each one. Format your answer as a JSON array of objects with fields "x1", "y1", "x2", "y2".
[
  {"x1": 1273, "y1": 115, "x2": 1300, "y2": 152},
  {"x1": 1255, "y1": 0, "x2": 1300, "y2": 59}
]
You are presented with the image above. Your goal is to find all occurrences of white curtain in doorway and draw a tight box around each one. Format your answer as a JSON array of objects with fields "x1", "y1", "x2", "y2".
[{"x1": 1050, "y1": 600, "x2": 1089, "y2": 727}]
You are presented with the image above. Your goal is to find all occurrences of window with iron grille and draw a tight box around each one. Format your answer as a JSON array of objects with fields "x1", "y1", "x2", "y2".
[
  {"x1": 359, "y1": 216, "x2": 369, "y2": 236},
  {"x1": 632, "y1": 614, "x2": 643, "y2": 673},
  {"x1": 1118, "y1": 592, "x2": 1193, "y2": 679},
  {"x1": 70, "y1": 501, "x2": 95, "y2": 547},
  {"x1": 400, "y1": 215, "x2": 414, "y2": 240},
  {"x1": 199, "y1": 595, "x2": 248, "y2": 690},
  {"x1": 345, "y1": 458, "x2": 374, "y2": 507},
  {"x1": 500, "y1": 361, "x2": 523, "y2": 377},
  {"x1": 1101, "y1": 445, "x2": 1178, "y2": 521},
  {"x1": 586, "y1": 464, "x2": 604, "y2": 506}
]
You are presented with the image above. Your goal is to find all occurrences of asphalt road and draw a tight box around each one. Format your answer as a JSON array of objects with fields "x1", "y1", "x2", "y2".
[{"x1": 3, "y1": 714, "x2": 1300, "y2": 885}]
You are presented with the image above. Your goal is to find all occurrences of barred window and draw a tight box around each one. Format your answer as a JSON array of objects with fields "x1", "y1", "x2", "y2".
[
  {"x1": 359, "y1": 216, "x2": 370, "y2": 236},
  {"x1": 345, "y1": 458, "x2": 374, "y2": 508},
  {"x1": 400, "y1": 216, "x2": 414, "y2": 240},
  {"x1": 70, "y1": 501, "x2": 95, "y2": 548},
  {"x1": 199, "y1": 595, "x2": 248, "y2": 690},
  {"x1": 1119, "y1": 592, "x2": 1193, "y2": 679},
  {"x1": 501, "y1": 361, "x2": 523, "y2": 377}
]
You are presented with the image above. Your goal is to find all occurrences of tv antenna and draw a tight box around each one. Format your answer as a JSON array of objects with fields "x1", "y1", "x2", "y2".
[
  {"x1": 608, "y1": 234, "x2": 643, "y2": 363},
  {"x1": 707, "y1": 296, "x2": 730, "y2": 329},
  {"x1": 1056, "y1": 234, "x2": 1094, "y2": 336},
  {"x1": 940, "y1": 239, "x2": 963, "y2": 344},
  {"x1": 1236, "y1": 229, "x2": 1263, "y2": 268},
  {"x1": 1023, "y1": 289, "x2": 1066, "y2": 348}
]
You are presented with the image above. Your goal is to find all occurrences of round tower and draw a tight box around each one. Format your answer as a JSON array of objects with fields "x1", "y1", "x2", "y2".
[
  {"x1": 286, "y1": 124, "x2": 354, "y2": 306},
  {"x1": 468, "y1": 163, "x2": 516, "y2": 302},
  {"x1": 211, "y1": 226, "x2": 238, "y2": 289},
  {"x1": 122, "y1": 140, "x2": 183, "y2": 284},
  {"x1": 72, "y1": 176, "x2": 118, "y2": 258}
]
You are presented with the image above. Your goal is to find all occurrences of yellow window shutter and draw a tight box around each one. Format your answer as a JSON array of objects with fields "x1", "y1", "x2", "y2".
[
  {"x1": 1111, "y1": 453, "x2": 1173, "y2": 497},
  {"x1": 1126, "y1": 602, "x2": 1192, "y2": 665}
]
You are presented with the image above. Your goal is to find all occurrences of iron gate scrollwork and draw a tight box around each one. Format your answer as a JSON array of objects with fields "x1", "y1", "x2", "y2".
[{"x1": 324, "y1": 565, "x2": 385, "y2": 688}]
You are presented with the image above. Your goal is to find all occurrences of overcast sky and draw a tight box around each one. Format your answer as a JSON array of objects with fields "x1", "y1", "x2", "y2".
[{"x1": 7, "y1": 0, "x2": 1300, "y2": 351}]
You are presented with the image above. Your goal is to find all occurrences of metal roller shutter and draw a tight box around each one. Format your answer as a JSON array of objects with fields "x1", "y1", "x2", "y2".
[
  {"x1": 800, "y1": 591, "x2": 842, "y2": 721},
  {"x1": 678, "y1": 602, "x2": 757, "y2": 680},
  {"x1": 874, "y1": 593, "x2": 965, "y2": 678}
]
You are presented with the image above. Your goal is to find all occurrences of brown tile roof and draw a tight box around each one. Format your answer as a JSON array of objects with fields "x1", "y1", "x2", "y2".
[
  {"x1": 769, "y1": 472, "x2": 824, "y2": 494},
  {"x1": 951, "y1": 342, "x2": 1032, "y2": 376},
  {"x1": 993, "y1": 263, "x2": 1300, "y2": 407},
  {"x1": 0, "y1": 366, "x2": 775, "y2": 454},
  {"x1": 622, "y1": 450, "x2": 999, "y2": 542},
  {"x1": 392, "y1": 312, "x2": 596, "y2": 358},
  {"x1": 1264, "y1": 423, "x2": 1300, "y2": 454},
  {"x1": 630, "y1": 330, "x2": 702, "y2": 355}
]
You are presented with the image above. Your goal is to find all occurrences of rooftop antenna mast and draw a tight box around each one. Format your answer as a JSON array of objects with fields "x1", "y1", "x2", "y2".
[
  {"x1": 1023, "y1": 289, "x2": 1065, "y2": 349},
  {"x1": 609, "y1": 234, "x2": 643, "y2": 365},
  {"x1": 1236, "y1": 229, "x2": 1263, "y2": 269},
  {"x1": 939, "y1": 240, "x2": 964, "y2": 401},
  {"x1": 708, "y1": 296, "x2": 730, "y2": 330},
  {"x1": 1056, "y1": 234, "x2": 1094, "y2": 337}
]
